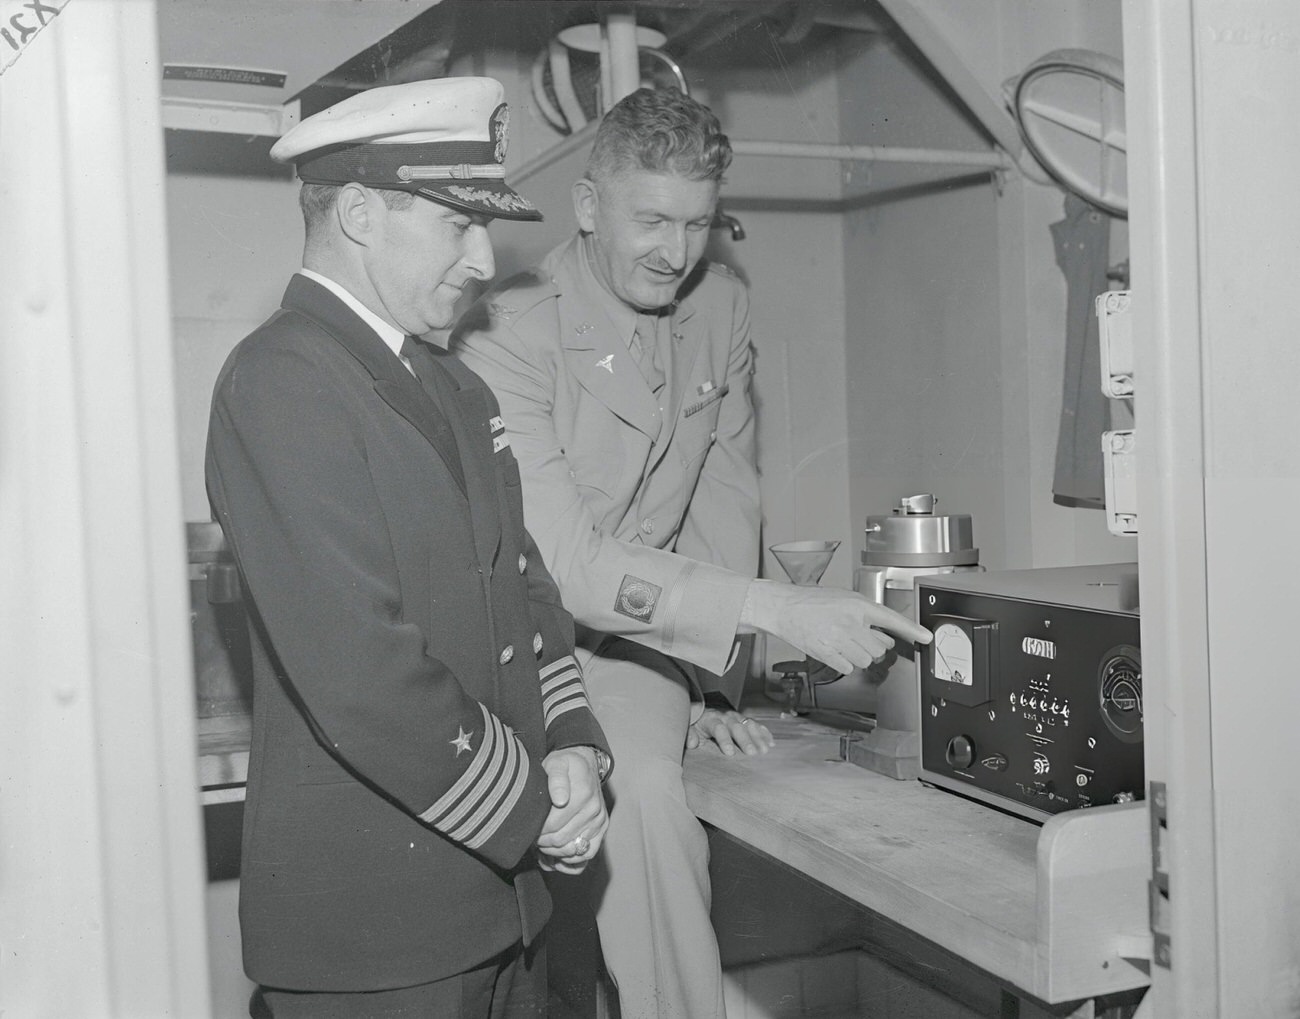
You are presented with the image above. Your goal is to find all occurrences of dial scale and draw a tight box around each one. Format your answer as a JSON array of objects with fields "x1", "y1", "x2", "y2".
[{"x1": 917, "y1": 563, "x2": 1142, "y2": 823}]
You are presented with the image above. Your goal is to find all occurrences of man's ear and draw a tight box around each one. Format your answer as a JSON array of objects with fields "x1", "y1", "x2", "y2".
[
  {"x1": 335, "y1": 183, "x2": 376, "y2": 245},
  {"x1": 572, "y1": 177, "x2": 598, "y2": 233}
]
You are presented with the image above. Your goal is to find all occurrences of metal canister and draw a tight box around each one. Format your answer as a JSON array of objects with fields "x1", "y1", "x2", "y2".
[{"x1": 849, "y1": 494, "x2": 980, "y2": 779}]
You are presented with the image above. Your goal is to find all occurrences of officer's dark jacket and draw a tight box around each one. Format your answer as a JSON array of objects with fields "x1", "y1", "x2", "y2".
[{"x1": 206, "y1": 275, "x2": 609, "y2": 991}]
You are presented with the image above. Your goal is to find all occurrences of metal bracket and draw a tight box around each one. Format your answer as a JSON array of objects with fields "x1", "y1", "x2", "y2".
[
  {"x1": 1103, "y1": 430, "x2": 1138, "y2": 535},
  {"x1": 1149, "y1": 781, "x2": 1172, "y2": 969},
  {"x1": 1097, "y1": 290, "x2": 1135, "y2": 398}
]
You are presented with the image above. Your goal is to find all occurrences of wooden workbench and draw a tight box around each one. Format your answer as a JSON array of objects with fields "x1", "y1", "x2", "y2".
[
  {"x1": 682, "y1": 710, "x2": 1151, "y2": 1008},
  {"x1": 199, "y1": 708, "x2": 1151, "y2": 1008}
]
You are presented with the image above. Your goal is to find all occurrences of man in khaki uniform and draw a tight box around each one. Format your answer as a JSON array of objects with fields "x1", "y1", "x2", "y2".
[{"x1": 454, "y1": 88, "x2": 929, "y2": 1018}]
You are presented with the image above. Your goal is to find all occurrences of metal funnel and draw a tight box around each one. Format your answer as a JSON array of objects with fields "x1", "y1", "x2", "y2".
[{"x1": 769, "y1": 540, "x2": 840, "y2": 586}]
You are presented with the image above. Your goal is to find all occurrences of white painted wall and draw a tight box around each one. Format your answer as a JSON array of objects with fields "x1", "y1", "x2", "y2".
[
  {"x1": 840, "y1": 30, "x2": 1009, "y2": 570},
  {"x1": 840, "y1": 0, "x2": 1135, "y2": 574},
  {"x1": 168, "y1": 166, "x2": 302, "y2": 520}
]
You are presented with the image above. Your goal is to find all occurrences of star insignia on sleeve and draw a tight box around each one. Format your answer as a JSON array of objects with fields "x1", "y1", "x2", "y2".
[{"x1": 450, "y1": 727, "x2": 474, "y2": 756}]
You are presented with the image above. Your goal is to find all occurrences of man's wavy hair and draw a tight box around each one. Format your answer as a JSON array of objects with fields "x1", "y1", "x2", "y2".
[{"x1": 584, "y1": 87, "x2": 732, "y2": 186}]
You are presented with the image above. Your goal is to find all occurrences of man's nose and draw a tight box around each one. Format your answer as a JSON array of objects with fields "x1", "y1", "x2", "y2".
[
  {"x1": 464, "y1": 226, "x2": 496, "y2": 281},
  {"x1": 658, "y1": 223, "x2": 688, "y2": 270}
]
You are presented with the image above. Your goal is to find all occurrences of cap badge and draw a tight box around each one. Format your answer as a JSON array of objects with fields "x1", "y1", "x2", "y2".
[{"x1": 490, "y1": 103, "x2": 510, "y2": 163}]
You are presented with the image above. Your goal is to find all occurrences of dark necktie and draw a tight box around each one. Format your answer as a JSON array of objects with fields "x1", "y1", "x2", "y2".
[
  {"x1": 400, "y1": 336, "x2": 425, "y2": 385},
  {"x1": 398, "y1": 335, "x2": 467, "y2": 490}
]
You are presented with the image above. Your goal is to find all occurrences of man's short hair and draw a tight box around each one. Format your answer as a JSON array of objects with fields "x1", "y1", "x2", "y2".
[
  {"x1": 585, "y1": 88, "x2": 732, "y2": 186},
  {"x1": 299, "y1": 183, "x2": 416, "y2": 235}
]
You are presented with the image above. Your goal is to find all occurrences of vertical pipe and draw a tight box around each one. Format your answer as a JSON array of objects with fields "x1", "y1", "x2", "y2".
[{"x1": 604, "y1": 9, "x2": 641, "y2": 107}]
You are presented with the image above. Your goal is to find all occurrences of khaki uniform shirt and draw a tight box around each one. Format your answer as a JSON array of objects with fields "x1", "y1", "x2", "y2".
[{"x1": 453, "y1": 235, "x2": 761, "y2": 698}]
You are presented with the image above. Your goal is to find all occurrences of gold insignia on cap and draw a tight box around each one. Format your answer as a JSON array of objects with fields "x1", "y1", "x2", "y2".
[
  {"x1": 445, "y1": 184, "x2": 535, "y2": 214},
  {"x1": 490, "y1": 103, "x2": 510, "y2": 163}
]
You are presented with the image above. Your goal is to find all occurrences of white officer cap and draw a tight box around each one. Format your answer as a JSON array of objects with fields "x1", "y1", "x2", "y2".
[{"x1": 270, "y1": 77, "x2": 541, "y2": 222}]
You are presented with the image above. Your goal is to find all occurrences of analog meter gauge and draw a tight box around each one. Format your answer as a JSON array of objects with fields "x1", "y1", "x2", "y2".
[
  {"x1": 925, "y1": 615, "x2": 997, "y2": 706},
  {"x1": 933, "y1": 622, "x2": 974, "y2": 685}
]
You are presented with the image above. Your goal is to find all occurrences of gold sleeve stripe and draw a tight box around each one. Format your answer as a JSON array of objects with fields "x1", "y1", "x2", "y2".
[
  {"x1": 451, "y1": 730, "x2": 527, "y2": 848},
  {"x1": 540, "y1": 660, "x2": 589, "y2": 727},
  {"x1": 539, "y1": 655, "x2": 580, "y2": 682},
  {"x1": 420, "y1": 704, "x2": 497, "y2": 825},
  {"x1": 540, "y1": 666, "x2": 581, "y2": 696},
  {"x1": 436, "y1": 716, "x2": 510, "y2": 833},
  {"x1": 462, "y1": 739, "x2": 530, "y2": 849},
  {"x1": 544, "y1": 691, "x2": 588, "y2": 727},
  {"x1": 420, "y1": 705, "x2": 529, "y2": 850}
]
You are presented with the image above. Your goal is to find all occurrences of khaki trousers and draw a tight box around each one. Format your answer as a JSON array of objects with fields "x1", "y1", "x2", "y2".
[{"x1": 579, "y1": 639, "x2": 725, "y2": 1019}]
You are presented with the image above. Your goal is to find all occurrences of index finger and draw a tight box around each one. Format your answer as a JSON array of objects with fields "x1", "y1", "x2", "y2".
[{"x1": 867, "y1": 604, "x2": 932, "y2": 645}]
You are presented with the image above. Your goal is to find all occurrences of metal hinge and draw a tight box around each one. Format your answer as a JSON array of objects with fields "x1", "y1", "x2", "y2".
[{"x1": 1149, "y1": 781, "x2": 1172, "y2": 968}]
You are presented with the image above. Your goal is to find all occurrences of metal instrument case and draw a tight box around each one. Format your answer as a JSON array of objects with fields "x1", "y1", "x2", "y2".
[{"x1": 916, "y1": 563, "x2": 1141, "y2": 823}]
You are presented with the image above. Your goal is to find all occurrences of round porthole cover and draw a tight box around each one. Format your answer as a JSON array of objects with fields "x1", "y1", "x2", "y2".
[{"x1": 1011, "y1": 48, "x2": 1127, "y2": 218}]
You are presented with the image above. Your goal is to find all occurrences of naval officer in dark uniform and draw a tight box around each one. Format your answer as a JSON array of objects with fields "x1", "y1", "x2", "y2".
[{"x1": 206, "y1": 77, "x2": 612, "y2": 1018}]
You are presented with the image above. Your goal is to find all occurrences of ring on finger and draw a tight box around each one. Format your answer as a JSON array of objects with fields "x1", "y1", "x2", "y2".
[
  {"x1": 740, "y1": 717, "x2": 756, "y2": 726},
  {"x1": 572, "y1": 833, "x2": 589, "y2": 855}
]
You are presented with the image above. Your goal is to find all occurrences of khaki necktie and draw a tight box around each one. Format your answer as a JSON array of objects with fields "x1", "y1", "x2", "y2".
[{"x1": 632, "y1": 313, "x2": 666, "y2": 394}]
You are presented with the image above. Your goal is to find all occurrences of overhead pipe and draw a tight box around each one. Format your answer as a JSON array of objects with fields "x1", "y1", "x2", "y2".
[
  {"x1": 730, "y1": 138, "x2": 1009, "y2": 170},
  {"x1": 511, "y1": 124, "x2": 1008, "y2": 191}
]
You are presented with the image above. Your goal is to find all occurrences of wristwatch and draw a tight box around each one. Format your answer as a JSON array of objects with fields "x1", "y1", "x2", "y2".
[{"x1": 591, "y1": 747, "x2": 613, "y2": 783}]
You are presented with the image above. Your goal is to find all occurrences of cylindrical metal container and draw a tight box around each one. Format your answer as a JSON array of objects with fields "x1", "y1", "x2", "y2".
[{"x1": 849, "y1": 494, "x2": 981, "y2": 778}]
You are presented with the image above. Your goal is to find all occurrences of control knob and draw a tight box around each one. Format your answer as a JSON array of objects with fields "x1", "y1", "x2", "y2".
[{"x1": 945, "y1": 734, "x2": 975, "y2": 770}]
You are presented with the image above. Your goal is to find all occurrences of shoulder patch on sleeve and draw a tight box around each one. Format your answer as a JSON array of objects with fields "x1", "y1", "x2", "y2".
[{"x1": 614, "y1": 575, "x2": 662, "y2": 623}]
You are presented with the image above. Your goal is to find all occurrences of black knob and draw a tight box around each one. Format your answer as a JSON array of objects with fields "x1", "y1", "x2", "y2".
[{"x1": 946, "y1": 735, "x2": 975, "y2": 770}]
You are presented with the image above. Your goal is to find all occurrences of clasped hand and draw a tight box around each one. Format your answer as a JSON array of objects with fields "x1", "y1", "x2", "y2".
[{"x1": 535, "y1": 746, "x2": 608, "y2": 875}]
